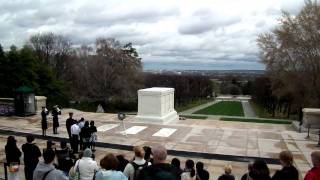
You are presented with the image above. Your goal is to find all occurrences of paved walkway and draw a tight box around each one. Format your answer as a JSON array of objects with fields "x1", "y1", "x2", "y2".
[
  {"x1": 242, "y1": 101, "x2": 257, "y2": 118},
  {"x1": 179, "y1": 100, "x2": 218, "y2": 114}
]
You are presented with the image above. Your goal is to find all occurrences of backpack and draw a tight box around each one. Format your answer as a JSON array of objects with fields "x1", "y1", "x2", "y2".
[{"x1": 131, "y1": 161, "x2": 148, "y2": 180}]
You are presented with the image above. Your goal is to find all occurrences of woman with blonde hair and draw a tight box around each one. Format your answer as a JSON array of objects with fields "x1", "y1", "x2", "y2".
[{"x1": 218, "y1": 164, "x2": 235, "y2": 180}]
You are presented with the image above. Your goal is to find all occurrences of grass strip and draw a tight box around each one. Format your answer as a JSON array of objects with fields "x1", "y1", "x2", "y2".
[{"x1": 220, "y1": 117, "x2": 292, "y2": 124}]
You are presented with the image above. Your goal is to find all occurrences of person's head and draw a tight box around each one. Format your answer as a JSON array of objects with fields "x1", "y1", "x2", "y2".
[
  {"x1": 80, "y1": 117, "x2": 84, "y2": 122},
  {"x1": 224, "y1": 164, "x2": 232, "y2": 175},
  {"x1": 90, "y1": 121, "x2": 95, "y2": 126},
  {"x1": 100, "y1": 153, "x2": 119, "y2": 170},
  {"x1": 46, "y1": 140, "x2": 55, "y2": 149},
  {"x1": 186, "y1": 159, "x2": 195, "y2": 177},
  {"x1": 43, "y1": 149, "x2": 55, "y2": 164},
  {"x1": 116, "y1": 154, "x2": 127, "y2": 164},
  {"x1": 143, "y1": 146, "x2": 152, "y2": 160},
  {"x1": 42, "y1": 107, "x2": 45, "y2": 111},
  {"x1": 84, "y1": 121, "x2": 89, "y2": 128},
  {"x1": 6, "y1": 136, "x2": 16, "y2": 146},
  {"x1": 152, "y1": 145, "x2": 167, "y2": 164},
  {"x1": 279, "y1": 151, "x2": 294, "y2": 167},
  {"x1": 83, "y1": 148, "x2": 93, "y2": 158},
  {"x1": 69, "y1": 112, "x2": 73, "y2": 118},
  {"x1": 60, "y1": 141, "x2": 67, "y2": 149},
  {"x1": 26, "y1": 135, "x2": 35, "y2": 143},
  {"x1": 196, "y1": 162, "x2": 204, "y2": 172},
  {"x1": 311, "y1": 151, "x2": 320, "y2": 167},
  {"x1": 247, "y1": 161, "x2": 254, "y2": 172},
  {"x1": 133, "y1": 146, "x2": 145, "y2": 158},
  {"x1": 251, "y1": 160, "x2": 270, "y2": 178},
  {"x1": 171, "y1": 158, "x2": 181, "y2": 169}
]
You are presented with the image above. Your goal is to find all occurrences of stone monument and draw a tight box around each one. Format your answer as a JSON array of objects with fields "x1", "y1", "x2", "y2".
[
  {"x1": 135, "y1": 87, "x2": 178, "y2": 124},
  {"x1": 302, "y1": 108, "x2": 320, "y2": 129}
]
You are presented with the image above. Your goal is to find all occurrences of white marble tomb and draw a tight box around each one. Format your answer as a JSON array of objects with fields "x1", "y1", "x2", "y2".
[
  {"x1": 302, "y1": 108, "x2": 320, "y2": 129},
  {"x1": 135, "y1": 87, "x2": 178, "y2": 124}
]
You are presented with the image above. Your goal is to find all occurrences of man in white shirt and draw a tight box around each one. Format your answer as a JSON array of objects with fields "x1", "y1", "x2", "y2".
[{"x1": 71, "y1": 122, "x2": 81, "y2": 153}]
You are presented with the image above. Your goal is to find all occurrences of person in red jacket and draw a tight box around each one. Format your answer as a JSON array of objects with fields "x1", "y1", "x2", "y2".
[{"x1": 305, "y1": 151, "x2": 320, "y2": 180}]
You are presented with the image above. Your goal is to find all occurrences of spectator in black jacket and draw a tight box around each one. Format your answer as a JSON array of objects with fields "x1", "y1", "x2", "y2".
[
  {"x1": 171, "y1": 158, "x2": 183, "y2": 176},
  {"x1": 196, "y1": 162, "x2": 209, "y2": 180},
  {"x1": 138, "y1": 145, "x2": 180, "y2": 180},
  {"x1": 5, "y1": 136, "x2": 21, "y2": 164},
  {"x1": 66, "y1": 112, "x2": 76, "y2": 139},
  {"x1": 80, "y1": 121, "x2": 91, "y2": 150},
  {"x1": 55, "y1": 141, "x2": 74, "y2": 176},
  {"x1": 22, "y1": 135, "x2": 42, "y2": 180},
  {"x1": 251, "y1": 160, "x2": 271, "y2": 180},
  {"x1": 271, "y1": 151, "x2": 298, "y2": 180},
  {"x1": 89, "y1": 121, "x2": 97, "y2": 151},
  {"x1": 116, "y1": 154, "x2": 129, "y2": 172},
  {"x1": 5, "y1": 136, "x2": 21, "y2": 180}
]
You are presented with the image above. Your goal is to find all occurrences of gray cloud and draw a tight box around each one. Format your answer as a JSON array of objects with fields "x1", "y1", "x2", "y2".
[{"x1": 0, "y1": 0, "x2": 306, "y2": 69}]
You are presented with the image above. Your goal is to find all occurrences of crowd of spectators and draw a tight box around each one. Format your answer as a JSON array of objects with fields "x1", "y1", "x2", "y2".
[{"x1": 4, "y1": 134, "x2": 320, "y2": 180}]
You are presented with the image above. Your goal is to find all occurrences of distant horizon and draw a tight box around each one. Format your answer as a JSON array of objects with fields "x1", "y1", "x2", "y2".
[{"x1": 143, "y1": 61, "x2": 265, "y2": 71}]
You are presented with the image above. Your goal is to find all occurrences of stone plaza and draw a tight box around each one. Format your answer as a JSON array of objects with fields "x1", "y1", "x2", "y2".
[{"x1": 0, "y1": 107, "x2": 319, "y2": 179}]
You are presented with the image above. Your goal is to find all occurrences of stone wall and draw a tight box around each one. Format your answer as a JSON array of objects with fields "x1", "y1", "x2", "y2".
[{"x1": 35, "y1": 96, "x2": 47, "y2": 112}]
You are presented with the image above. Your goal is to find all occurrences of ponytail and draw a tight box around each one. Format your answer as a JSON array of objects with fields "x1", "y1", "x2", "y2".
[{"x1": 190, "y1": 168, "x2": 195, "y2": 177}]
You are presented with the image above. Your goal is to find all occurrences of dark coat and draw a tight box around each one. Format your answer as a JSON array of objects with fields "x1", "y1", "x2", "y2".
[
  {"x1": 138, "y1": 163, "x2": 181, "y2": 180},
  {"x1": 89, "y1": 125, "x2": 97, "y2": 134},
  {"x1": 197, "y1": 169, "x2": 209, "y2": 180},
  {"x1": 271, "y1": 166, "x2": 298, "y2": 180},
  {"x1": 218, "y1": 174, "x2": 235, "y2": 180},
  {"x1": 22, "y1": 143, "x2": 41, "y2": 167},
  {"x1": 66, "y1": 118, "x2": 77, "y2": 136},
  {"x1": 5, "y1": 144, "x2": 21, "y2": 164},
  {"x1": 41, "y1": 110, "x2": 49, "y2": 130},
  {"x1": 52, "y1": 109, "x2": 61, "y2": 127}
]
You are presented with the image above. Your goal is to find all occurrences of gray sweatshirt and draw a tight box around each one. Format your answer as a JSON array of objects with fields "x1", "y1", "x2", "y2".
[{"x1": 33, "y1": 162, "x2": 69, "y2": 180}]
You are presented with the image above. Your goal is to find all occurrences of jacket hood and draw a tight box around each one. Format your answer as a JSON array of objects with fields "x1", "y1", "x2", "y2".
[{"x1": 34, "y1": 162, "x2": 55, "y2": 176}]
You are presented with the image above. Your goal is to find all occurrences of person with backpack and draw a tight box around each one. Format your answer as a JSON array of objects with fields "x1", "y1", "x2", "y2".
[
  {"x1": 22, "y1": 135, "x2": 42, "y2": 180},
  {"x1": 33, "y1": 149, "x2": 68, "y2": 180},
  {"x1": 124, "y1": 146, "x2": 151, "y2": 180}
]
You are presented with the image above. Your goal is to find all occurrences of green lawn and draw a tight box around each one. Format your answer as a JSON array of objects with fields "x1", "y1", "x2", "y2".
[
  {"x1": 176, "y1": 99, "x2": 213, "y2": 112},
  {"x1": 180, "y1": 115, "x2": 208, "y2": 119},
  {"x1": 193, "y1": 101, "x2": 244, "y2": 116}
]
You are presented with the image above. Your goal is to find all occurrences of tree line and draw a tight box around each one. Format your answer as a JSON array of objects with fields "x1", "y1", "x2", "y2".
[{"x1": 0, "y1": 33, "x2": 213, "y2": 111}]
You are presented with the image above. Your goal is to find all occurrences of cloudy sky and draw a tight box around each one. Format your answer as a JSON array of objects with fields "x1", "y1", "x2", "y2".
[{"x1": 0, "y1": 0, "x2": 305, "y2": 70}]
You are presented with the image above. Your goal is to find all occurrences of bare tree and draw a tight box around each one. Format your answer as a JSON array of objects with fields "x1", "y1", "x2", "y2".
[{"x1": 257, "y1": 0, "x2": 320, "y2": 118}]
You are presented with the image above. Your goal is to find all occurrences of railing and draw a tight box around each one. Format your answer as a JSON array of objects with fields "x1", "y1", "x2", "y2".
[{"x1": 3, "y1": 162, "x2": 8, "y2": 180}]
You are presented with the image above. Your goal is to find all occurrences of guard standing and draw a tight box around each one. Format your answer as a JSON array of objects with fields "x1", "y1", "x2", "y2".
[
  {"x1": 52, "y1": 105, "x2": 61, "y2": 134},
  {"x1": 41, "y1": 107, "x2": 49, "y2": 136}
]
